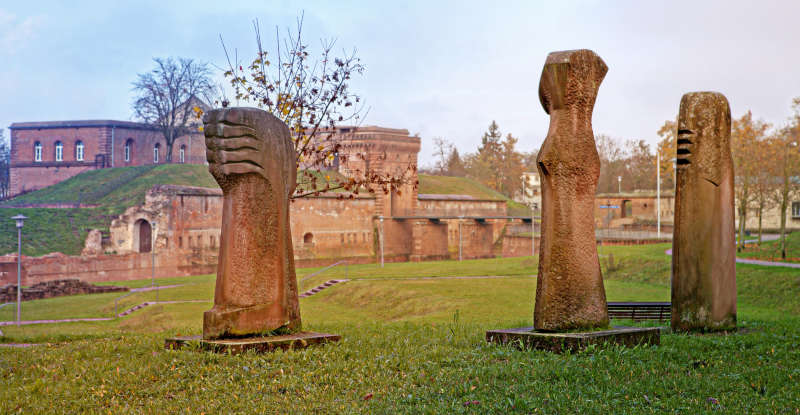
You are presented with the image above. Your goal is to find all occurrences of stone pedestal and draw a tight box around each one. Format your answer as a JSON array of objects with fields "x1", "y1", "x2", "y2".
[
  {"x1": 486, "y1": 326, "x2": 660, "y2": 353},
  {"x1": 165, "y1": 332, "x2": 340, "y2": 354}
]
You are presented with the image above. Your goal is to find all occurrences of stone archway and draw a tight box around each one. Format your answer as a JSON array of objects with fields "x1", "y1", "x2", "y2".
[{"x1": 136, "y1": 219, "x2": 152, "y2": 253}]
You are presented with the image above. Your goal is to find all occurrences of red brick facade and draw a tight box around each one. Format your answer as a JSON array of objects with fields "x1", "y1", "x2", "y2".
[{"x1": 9, "y1": 120, "x2": 205, "y2": 196}]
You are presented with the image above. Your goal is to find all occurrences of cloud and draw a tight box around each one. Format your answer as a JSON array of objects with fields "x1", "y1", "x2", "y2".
[{"x1": 0, "y1": 9, "x2": 43, "y2": 54}]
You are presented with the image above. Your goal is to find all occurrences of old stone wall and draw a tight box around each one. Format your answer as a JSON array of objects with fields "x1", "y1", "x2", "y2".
[
  {"x1": 0, "y1": 279, "x2": 128, "y2": 302},
  {"x1": 594, "y1": 193, "x2": 675, "y2": 228},
  {"x1": 410, "y1": 220, "x2": 449, "y2": 261},
  {"x1": 291, "y1": 195, "x2": 376, "y2": 260},
  {"x1": 501, "y1": 235, "x2": 537, "y2": 258},
  {"x1": 417, "y1": 197, "x2": 508, "y2": 217}
]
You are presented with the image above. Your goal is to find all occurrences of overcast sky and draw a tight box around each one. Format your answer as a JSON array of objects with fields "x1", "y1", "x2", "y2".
[{"x1": 2, "y1": 1, "x2": 800, "y2": 166}]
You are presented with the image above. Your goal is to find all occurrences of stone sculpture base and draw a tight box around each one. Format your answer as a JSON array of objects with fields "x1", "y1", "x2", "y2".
[
  {"x1": 164, "y1": 332, "x2": 340, "y2": 354},
  {"x1": 485, "y1": 326, "x2": 660, "y2": 353}
]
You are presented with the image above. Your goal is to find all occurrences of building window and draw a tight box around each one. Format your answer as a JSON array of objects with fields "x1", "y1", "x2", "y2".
[
  {"x1": 124, "y1": 139, "x2": 133, "y2": 162},
  {"x1": 792, "y1": 202, "x2": 800, "y2": 218},
  {"x1": 304, "y1": 233, "x2": 313, "y2": 244},
  {"x1": 154, "y1": 143, "x2": 160, "y2": 163},
  {"x1": 34, "y1": 142, "x2": 42, "y2": 162},
  {"x1": 75, "y1": 141, "x2": 84, "y2": 161},
  {"x1": 179, "y1": 145, "x2": 186, "y2": 163},
  {"x1": 55, "y1": 141, "x2": 63, "y2": 162}
]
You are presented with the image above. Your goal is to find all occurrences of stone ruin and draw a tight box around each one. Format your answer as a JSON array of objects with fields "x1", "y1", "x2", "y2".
[
  {"x1": 671, "y1": 92, "x2": 737, "y2": 332},
  {"x1": 0, "y1": 279, "x2": 128, "y2": 303}
]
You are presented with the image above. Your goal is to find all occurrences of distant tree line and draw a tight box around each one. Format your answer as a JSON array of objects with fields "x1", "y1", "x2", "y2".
[
  {"x1": 0, "y1": 129, "x2": 9, "y2": 200},
  {"x1": 428, "y1": 121, "x2": 536, "y2": 200},
  {"x1": 654, "y1": 99, "x2": 800, "y2": 258},
  {"x1": 427, "y1": 121, "x2": 660, "y2": 200}
]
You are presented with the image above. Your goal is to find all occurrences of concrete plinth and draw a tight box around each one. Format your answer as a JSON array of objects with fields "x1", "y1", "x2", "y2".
[
  {"x1": 165, "y1": 332, "x2": 340, "y2": 354},
  {"x1": 486, "y1": 326, "x2": 660, "y2": 353}
]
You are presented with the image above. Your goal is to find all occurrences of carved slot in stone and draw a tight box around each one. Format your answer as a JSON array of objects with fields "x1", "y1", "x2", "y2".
[{"x1": 671, "y1": 91, "x2": 736, "y2": 332}]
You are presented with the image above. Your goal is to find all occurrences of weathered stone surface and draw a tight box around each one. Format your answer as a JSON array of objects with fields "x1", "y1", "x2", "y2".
[
  {"x1": 672, "y1": 92, "x2": 736, "y2": 332},
  {"x1": 81, "y1": 229, "x2": 104, "y2": 256},
  {"x1": 486, "y1": 326, "x2": 660, "y2": 353},
  {"x1": 202, "y1": 107, "x2": 301, "y2": 339},
  {"x1": 534, "y1": 49, "x2": 609, "y2": 331},
  {"x1": 0, "y1": 279, "x2": 127, "y2": 302},
  {"x1": 165, "y1": 332, "x2": 340, "y2": 354}
]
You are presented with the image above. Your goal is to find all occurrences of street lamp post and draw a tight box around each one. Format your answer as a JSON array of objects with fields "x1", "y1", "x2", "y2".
[
  {"x1": 657, "y1": 153, "x2": 661, "y2": 239},
  {"x1": 378, "y1": 217, "x2": 384, "y2": 268},
  {"x1": 151, "y1": 221, "x2": 158, "y2": 302},
  {"x1": 617, "y1": 176, "x2": 622, "y2": 193},
  {"x1": 12, "y1": 215, "x2": 27, "y2": 326}
]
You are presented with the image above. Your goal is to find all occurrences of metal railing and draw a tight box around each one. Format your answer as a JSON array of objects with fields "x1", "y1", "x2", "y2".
[
  {"x1": 298, "y1": 260, "x2": 348, "y2": 286},
  {"x1": 113, "y1": 291, "x2": 138, "y2": 318}
]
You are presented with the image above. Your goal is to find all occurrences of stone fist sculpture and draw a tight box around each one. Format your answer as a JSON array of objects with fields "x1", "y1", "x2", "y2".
[
  {"x1": 534, "y1": 50, "x2": 609, "y2": 331},
  {"x1": 672, "y1": 92, "x2": 736, "y2": 332},
  {"x1": 202, "y1": 107, "x2": 301, "y2": 339}
]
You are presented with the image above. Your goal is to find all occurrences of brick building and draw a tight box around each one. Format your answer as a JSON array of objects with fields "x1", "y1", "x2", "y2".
[
  {"x1": 2, "y1": 119, "x2": 538, "y2": 285},
  {"x1": 9, "y1": 120, "x2": 206, "y2": 197}
]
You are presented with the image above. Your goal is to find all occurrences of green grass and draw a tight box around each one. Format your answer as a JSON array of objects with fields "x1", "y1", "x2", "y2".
[
  {"x1": 1, "y1": 247, "x2": 799, "y2": 413},
  {"x1": 419, "y1": 174, "x2": 533, "y2": 217},
  {"x1": 737, "y1": 231, "x2": 800, "y2": 263},
  {"x1": 418, "y1": 175, "x2": 507, "y2": 200},
  {"x1": 0, "y1": 164, "x2": 217, "y2": 256}
]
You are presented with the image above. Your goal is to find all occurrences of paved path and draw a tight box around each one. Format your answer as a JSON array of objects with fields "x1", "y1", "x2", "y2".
[
  {"x1": 130, "y1": 284, "x2": 185, "y2": 292},
  {"x1": 0, "y1": 300, "x2": 209, "y2": 327},
  {"x1": 348, "y1": 275, "x2": 536, "y2": 281},
  {"x1": 665, "y1": 249, "x2": 800, "y2": 269}
]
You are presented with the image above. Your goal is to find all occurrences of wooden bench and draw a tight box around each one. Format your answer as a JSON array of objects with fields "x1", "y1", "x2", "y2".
[{"x1": 607, "y1": 302, "x2": 670, "y2": 321}]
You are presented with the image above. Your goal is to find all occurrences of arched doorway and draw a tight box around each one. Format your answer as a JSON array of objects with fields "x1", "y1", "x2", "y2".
[
  {"x1": 136, "y1": 219, "x2": 152, "y2": 253},
  {"x1": 621, "y1": 200, "x2": 633, "y2": 218},
  {"x1": 303, "y1": 232, "x2": 314, "y2": 244}
]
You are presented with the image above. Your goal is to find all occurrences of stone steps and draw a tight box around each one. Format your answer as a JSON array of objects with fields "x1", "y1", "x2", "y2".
[{"x1": 299, "y1": 279, "x2": 350, "y2": 298}]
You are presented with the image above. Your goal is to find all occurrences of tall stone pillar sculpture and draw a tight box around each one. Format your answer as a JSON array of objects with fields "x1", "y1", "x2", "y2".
[
  {"x1": 672, "y1": 92, "x2": 736, "y2": 332},
  {"x1": 202, "y1": 107, "x2": 301, "y2": 339},
  {"x1": 485, "y1": 50, "x2": 660, "y2": 351},
  {"x1": 533, "y1": 49, "x2": 609, "y2": 331}
]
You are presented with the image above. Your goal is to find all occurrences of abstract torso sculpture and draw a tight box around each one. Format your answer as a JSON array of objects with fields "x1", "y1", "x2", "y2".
[
  {"x1": 202, "y1": 107, "x2": 301, "y2": 339},
  {"x1": 672, "y1": 92, "x2": 736, "y2": 332},
  {"x1": 534, "y1": 49, "x2": 610, "y2": 331}
]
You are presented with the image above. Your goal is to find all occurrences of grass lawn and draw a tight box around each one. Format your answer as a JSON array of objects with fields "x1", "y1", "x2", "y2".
[
  {"x1": 1, "y1": 244, "x2": 799, "y2": 413},
  {"x1": 738, "y1": 231, "x2": 800, "y2": 263},
  {"x1": 0, "y1": 164, "x2": 217, "y2": 256}
]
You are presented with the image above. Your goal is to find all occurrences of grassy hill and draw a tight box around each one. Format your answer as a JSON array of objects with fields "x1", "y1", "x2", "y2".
[
  {"x1": 0, "y1": 165, "x2": 217, "y2": 256},
  {"x1": 2, "y1": 167, "x2": 531, "y2": 256},
  {"x1": 418, "y1": 174, "x2": 531, "y2": 216}
]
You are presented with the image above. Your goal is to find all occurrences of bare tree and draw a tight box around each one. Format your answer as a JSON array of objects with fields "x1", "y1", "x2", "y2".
[
  {"x1": 771, "y1": 123, "x2": 800, "y2": 259},
  {"x1": 221, "y1": 14, "x2": 416, "y2": 198},
  {"x1": 132, "y1": 57, "x2": 215, "y2": 162},
  {"x1": 732, "y1": 111, "x2": 769, "y2": 251},
  {"x1": 431, "y1": 137, "x2": 453, "y2": 175},
  {"x1": 0, "y1": 129, "x2": 9, "y2": 199}
]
